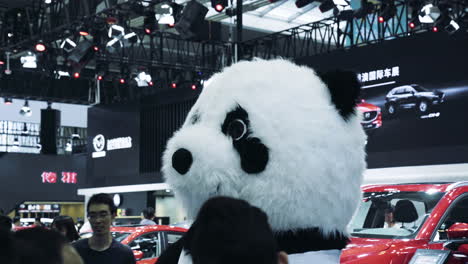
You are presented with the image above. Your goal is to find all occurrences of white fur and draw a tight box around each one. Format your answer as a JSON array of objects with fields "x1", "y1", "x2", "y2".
[{"x1": 162, "y1": 59, "x2": 367, "y2": 237}]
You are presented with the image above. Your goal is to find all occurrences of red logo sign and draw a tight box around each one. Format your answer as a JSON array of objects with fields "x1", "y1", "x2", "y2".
[
  {"x1": 41, "y1": 171, "x2": 77, "y2": 184},
  {"x1": 41, "y1": 172, "x2": 57, "y2": 183},
  {"x1": 61, "y1": 172, "x2": 78, "y2": 184}
]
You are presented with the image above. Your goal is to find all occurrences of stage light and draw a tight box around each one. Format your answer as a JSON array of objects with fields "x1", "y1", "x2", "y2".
[
  {"x1": 0, "y1": 61, "x2": 3, "y2": 65},
  {"x1": 175, "y1": 0, "x2": 209, "y2": 40},
  {"x1": 93, "y1": 46, "x2": 99, "y2": 52},
  {"x1": 409, "y1": 21, "x2": 416, "y2": 28},
  {"x1": 35, "y1": 42, "x2": 46, "y2": 52},
  {"x1": 79, "y1": 31, "x2": 89, "y2": 36},
  {"x1": 354, "y1": 0, "x2": 374, "y2": 19},
  {"x1": 419, "y1": 4, "x2": 441, "y2": 23},
  {"x1": 379, "y1": 1, "x2": 396, "y2": 22},
  {"x1": 120, "y1": 78, "x2": 125, "y2": 84},
  {"x1": 149, "y1": 81, "x2": 154, "y2": 86},
  {"x1": 97, "y1": 75, "x2": 103, "y2": 81},
  {"x1": 4, "y1": 98, "x2": 13, "y2": 105},
  {"x1": 60, "y1": 38, "x2": 77, "y2": 53},
  {"x1": 171, "y1": 82, "x2": 177, "y2": 88},
  {"x1": 20, "y1": 100, "x2": 32, "y2": 117},
  {"x1": 191, "y1": 84, "x2": 197, "y2": 90},
  {"x1": 44, "y1": 0, "x2": 52, "y2": 4},
  {"x1": 155, "y1": 2, "x2": 182, "y2": 25},
  {"x1": 20, "y1": 52, "x2": 37, "y2": 69},
  {"x1": 73, "y1": 72, "x2": 80, "y2": 78},
  {"x1": 211, "y1": 0, "x2": 228, "y2": 12},
  {"x1": 134, "y1": 71, "x2": 152, "y2": 87},
  {"x1": 432, "y1": 26, "x2": 438, "y2": 32}
]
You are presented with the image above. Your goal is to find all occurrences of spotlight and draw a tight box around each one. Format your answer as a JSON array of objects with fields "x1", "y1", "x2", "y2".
[
  {"x1": 409, "y1": 21, "x2": 416, "y2": 28},
  {"x1": 419, "y1": 4, "x2": 441, "y2": 23},
  {"x1": 432, "y1": 26, "x2": 438, "y2": 32},
  {"x1": 97, "y1": 75, "x2": 103, "y2": 81},
  {"x1": 134, "y1": 71, "x2": 152, "y2": 87},
  {"x1": 191, "y1": 84, "x2": 197, "y2": 90},
  {"x1": 60, "y1": 38, "x2": 77, "y2": 52},
  {"x1": 20, "y1": 100, "x2": 32, "y2": 117},
  {"x1": 171, "y1": 82, "x2": 177, "y2": 88},
  {"x1": 20, "y1": 52, "x2": 37, "y2": 69},
  {"x1": 379, "y1": 1, "x2": 396, "y2": 22},
  {"x1": 120, "y1": 78, "x2": 125, "y2": 84},
  {"x1": 175, "y1": 0, "x2": 209, "y2": 40},
  {"x1": 93, "y1": 46, "x2": 99, "y2": 52},
  {"x1": 73, "y1": 72, "x2": 80, "y2": 78},
  {"x1": 4, "y1": 98, "x2": 13, "y2": 105},
  {"x1": 149, "y1": 81, "x2": 154, "y2": 86},
  {"x1": 354, "y1": 0, "x2": 374, "y2": 19},
  {"x1": 44, "y1": 0, "x2": 52, "y2": 3},
  {"x1": 211, "y1": 0, "x2": 228, "y2": 12},
  {"x1": 35, "y1": 42, "x2": 47, "y2": 52},
  {"x1": 155, "y1": 2, "x2": 182, "y2": 25}
]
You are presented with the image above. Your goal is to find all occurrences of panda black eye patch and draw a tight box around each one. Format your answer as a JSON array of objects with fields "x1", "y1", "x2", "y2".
[{"x1": 221, "y1": 105, "x2": 250, "y2": 139}]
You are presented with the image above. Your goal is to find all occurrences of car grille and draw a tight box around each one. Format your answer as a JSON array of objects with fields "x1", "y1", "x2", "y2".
[{"x1": 362, "y1": 111, "x2": 378, "y2": 122}]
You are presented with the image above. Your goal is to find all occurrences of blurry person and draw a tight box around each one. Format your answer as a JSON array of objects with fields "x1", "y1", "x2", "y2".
[
  {"x1": 13, "y1": 227, "x2": 84, "y2": 264},
  {"x1": 158, "y1": 196, "x2": 288, "y2": 264},
  {"x1": 0, "y1": 215, "x2": 12, "y2": 231},
  {"x1": 140, "y1": 207, "x2": 156, "y2": 225},
  {"x1": 52, "y1": 216, "x2": 80, "y2": 242},
  {"x1": 384, "y1": 206, "x2": 397, "y2": 228},
  {"x1": 73, "y1": 193, "x2": 136, "y2": 264},
  {"x1": 34, "y1": 217, "x2": 43, "y2": 227}
]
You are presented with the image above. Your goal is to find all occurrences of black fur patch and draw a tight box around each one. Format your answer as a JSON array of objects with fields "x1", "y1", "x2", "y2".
[
  {"x1": 318, "y1": 70, "x2": 361, "y2": 121},
  {"x1": 275, "y1": 228, "x2": 349, "y2": 254},
  {"x1": 190, "y1": 111, "x2": 200, "y2": 125},
  {"x1": 221, "y1": 105, "x2": 269, "y2": 174}
]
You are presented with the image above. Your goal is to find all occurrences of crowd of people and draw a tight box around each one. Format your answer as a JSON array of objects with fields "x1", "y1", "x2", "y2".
[{"x1": 0, "y1": 193, "x2": 287, "y2": 264}]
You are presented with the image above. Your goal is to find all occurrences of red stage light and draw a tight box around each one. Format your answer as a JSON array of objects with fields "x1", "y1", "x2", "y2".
[
  {"x1": 171, "y1": 83, "x2": 177, "y2": 88},
  {"x1": 149, "y1": 81, "x2": 154, "y2": 86},
  {"x1": 93, "y1": 46, "x2": 99, "y2": 52},
  {"x1": 35, "y1": 43, "x2": 46, "y2": 52},
  {"x1": 79, "y1": 31, "x2": 89, "y2": 36},
  {"x1": 432, "y1": 26, "x2": 438, "y2": 32},
  {"x1": 73, "y1": 72, "x2": 80, "y2": 79},
  {"x1": 97, "y1": 75, "x2": 103, "y2": 81},
  {"x1": 120, "y1": 78, "x2": 125, "y2": 84},
  {"x1": 0, "y1": 61, "x2": 4, "y2": 65},
  {"x1": 378, "y1": 16, "x2": 385, "y2": 23},
  {"x1": 191, "y1": 84, "x2": 197, "y2": 90},
  {"x1": 168, "y1": 23, "x2": 175, "y2": 28},
  {"x1": 215, "y1": 4, "x2": 224, "y2": 12},
  {"x1": 145, "y1": 28, "x2": 151, "y2": 34},
  {"x1": 409, "y1": 22, "x2": 415, "y2": 29}
]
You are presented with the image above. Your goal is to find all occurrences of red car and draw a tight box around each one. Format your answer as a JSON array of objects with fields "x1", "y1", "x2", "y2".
[
  {"x1": 341, "y1": 182, "x2": 468, "y2": 264},
  {"x1": 82, "y1": 225, "x2": 187, "y2": 264},
  {"x1": 357, "y1": 101, "x2": 382, "y2": 130}
]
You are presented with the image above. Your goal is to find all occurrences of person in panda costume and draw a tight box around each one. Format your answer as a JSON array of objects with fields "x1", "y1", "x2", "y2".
[{"x1": 158, "y1": 59, "x2": 367, "y2": 264}]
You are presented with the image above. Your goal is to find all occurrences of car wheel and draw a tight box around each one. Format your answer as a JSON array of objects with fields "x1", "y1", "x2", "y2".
[
  {"x1": 418, "y1": 100, "x2": 429, "y2": 113},
  {"x1": 387, "y1": 104, "x2": 396, "y2": 116}
]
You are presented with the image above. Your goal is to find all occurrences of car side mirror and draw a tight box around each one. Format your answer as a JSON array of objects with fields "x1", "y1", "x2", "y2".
[
  {"x1": 447, "y1": 223, "x2": 468, "y2": 240},
  {"x1": 133, "y1": 250, "x2": 144, "y2": 260}
]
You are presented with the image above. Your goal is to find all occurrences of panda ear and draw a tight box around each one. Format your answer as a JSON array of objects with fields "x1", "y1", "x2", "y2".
[{"x1": 318, "y1": 70, "x2": 361, "y2": 121}]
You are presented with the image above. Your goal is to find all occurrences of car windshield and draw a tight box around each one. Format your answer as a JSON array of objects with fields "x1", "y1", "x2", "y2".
[
  {"x1": 349, "y1": 191, "x2": 444, "y2": 239},
  {"x1": 112, "y1": 231, "x2": 132, "y2": 242},
  {"x1": 411, "y1": 85, "x2": 428, "y2": 92},
  {"x1": 80, "y1": 231, "x2": 131, "y2": 242}
]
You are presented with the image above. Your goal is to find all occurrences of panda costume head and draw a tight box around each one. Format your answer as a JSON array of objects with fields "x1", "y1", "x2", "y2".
[{"x1": 160, "y1": 59, "x2": 366, "y2": 263}]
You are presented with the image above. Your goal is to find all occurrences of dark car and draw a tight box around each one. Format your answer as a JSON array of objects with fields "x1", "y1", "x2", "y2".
[{"x1": 385, "y1": 84, "x2": 444, "y2": 116}]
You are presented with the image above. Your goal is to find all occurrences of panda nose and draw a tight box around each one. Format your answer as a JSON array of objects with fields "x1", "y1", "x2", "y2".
[{"x1": 172, "y1": 148, "x2": 193, "y2": 175}]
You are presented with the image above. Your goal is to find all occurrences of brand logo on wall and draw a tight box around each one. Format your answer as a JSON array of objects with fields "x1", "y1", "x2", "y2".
[{"x1": 92, "y1": 134, "x2": 133, "y2": 159}]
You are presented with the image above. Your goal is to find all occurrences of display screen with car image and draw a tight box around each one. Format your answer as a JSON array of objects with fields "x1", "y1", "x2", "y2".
[{"x1": 297, "y1": 32, "x2": 468, "y2": 167}]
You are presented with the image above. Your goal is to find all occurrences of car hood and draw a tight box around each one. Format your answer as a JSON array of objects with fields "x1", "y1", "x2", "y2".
[
  {"x1": 340, "y1": 237, "x2": 392, "y2": 261},
  {"x1": 357, "y1": 102, "x2": 381, "y2": 112}
]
